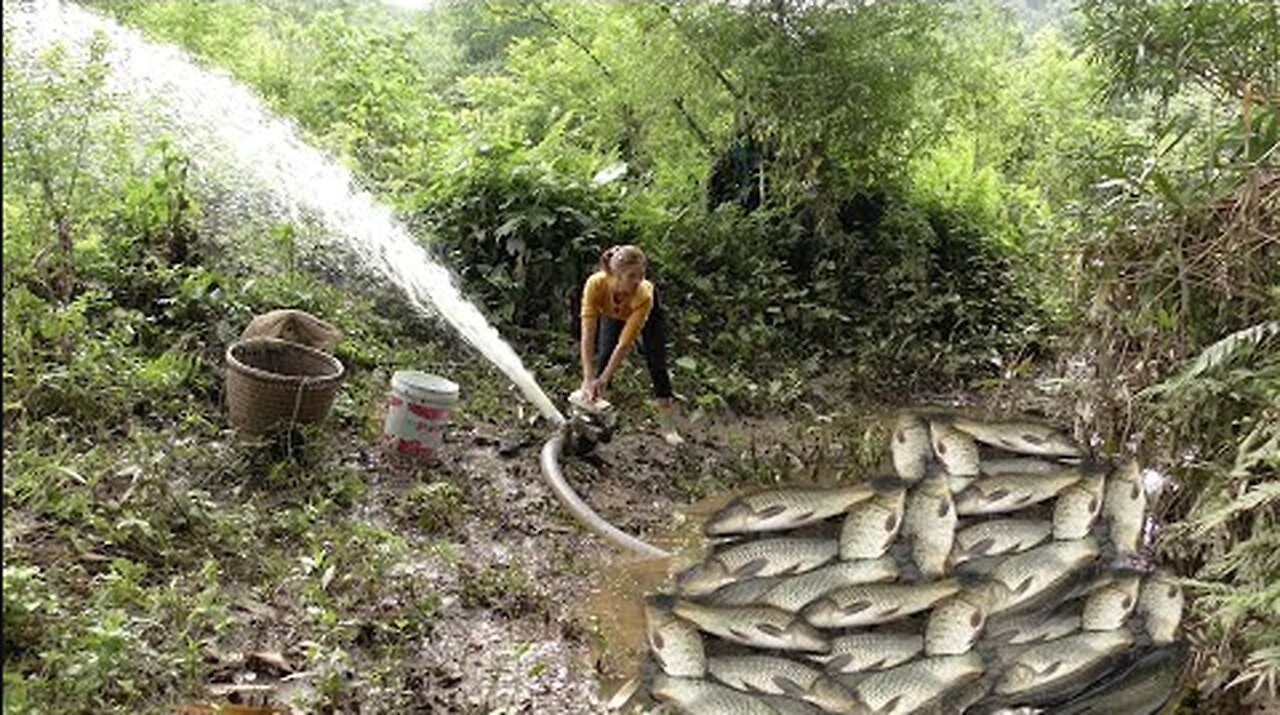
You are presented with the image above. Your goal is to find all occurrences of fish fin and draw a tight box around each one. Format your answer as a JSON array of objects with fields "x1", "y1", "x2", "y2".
[
  {"x1": 755, "y1": 504, "x2": 789, "y2": 519},
  {"x1": 645, "y1": 593, "x2": 677, "y2": 611},
  {"x1": 871, "y1": 475, "x2": 906, "y2": 493},
  {"x1": 604, "y1": 675, "x2": 642, "y2": 711},
  {"x1": 825, "y1": 654, "x2": 852, "y2": 672},
  {"x1": 703, "y1": 500, "x2": 745, "y2": 535},
  {"x1": 842, "y1": 600, "x2": 872, "y2": 615},
  {"x1": 896, "y1": 559, "x2": 924, "y2": 584},
  {"x1": 987, "y1": 488, "x2": 1010, "y2": 501},
  {"x1": 734, "y1": 558, "x2": 769, "y2": 578},
  {"x1": 773, "y1": 676, "x2": 806, "y2": 696},
  {"x1": 728, "y1": 626, "x2": 753, "y2": 641},
  {"x1": 756, "y1": 622, "x2": 785, "y2": 636},
  {"x1": 788, "y1": 509, "x2": 817, "y2": 524},
  {"x1": 968, "y1": 537, "x2": 995, "y2": 556},
  {"x1": 651, "y1": 650, "x2": 666, "y2": 671},
  {"x1": 882, "y1": 694, "x2": 903, "y2": 713},
  {"x1": 1022, "y1": 433, "x2": 1046, "y2": 445},
  {"x1": 1128, "y1": 613, "x2": 1155, "y2": 649},
  {"x1": 973, "y1": 639, "x2": 1004, "y2": 669},
  {"x1": 954, "y1": 570, "x2": 989, "y2": 591}
]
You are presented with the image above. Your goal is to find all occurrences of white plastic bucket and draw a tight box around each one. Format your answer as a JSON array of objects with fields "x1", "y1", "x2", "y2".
[{"x1": 383, "y1": 370, "x2": 459, "y2": 459}]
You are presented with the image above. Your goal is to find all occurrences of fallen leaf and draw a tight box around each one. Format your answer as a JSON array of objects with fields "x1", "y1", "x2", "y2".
[
  {"x1": 319, "y1": 564, "x2": 336, "y2": 591},
  {"x1": 247, "y1": 651, "x2": 294, "y2": 675}
]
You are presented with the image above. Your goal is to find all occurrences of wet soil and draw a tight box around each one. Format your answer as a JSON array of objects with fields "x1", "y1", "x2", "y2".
[{"x1": 183, "y1": 379, "x2": 1084, "y2": 714}]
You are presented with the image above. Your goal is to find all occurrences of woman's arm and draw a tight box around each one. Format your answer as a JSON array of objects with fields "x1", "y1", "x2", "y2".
[
  {"x1": 580, "y1": 315, "x2": 598, "y2": 390},
  {"x1": 598, "y1": 339, "x2": 633, "y2": 389}
]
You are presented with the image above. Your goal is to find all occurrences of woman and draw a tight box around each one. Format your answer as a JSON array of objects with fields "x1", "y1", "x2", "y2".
[{"x1": 579, "y1": 244, "x2": 683, "y2": 446}]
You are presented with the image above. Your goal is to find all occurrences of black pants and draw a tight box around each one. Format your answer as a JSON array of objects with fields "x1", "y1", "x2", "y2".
[{"x1": 595, "y1": 298, "x2": 674, "y2": 399}]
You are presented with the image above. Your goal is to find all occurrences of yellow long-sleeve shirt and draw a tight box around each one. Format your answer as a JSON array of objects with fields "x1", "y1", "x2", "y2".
[{"x1": 580, "y1": 271, "x2": 654, "y2": 348}]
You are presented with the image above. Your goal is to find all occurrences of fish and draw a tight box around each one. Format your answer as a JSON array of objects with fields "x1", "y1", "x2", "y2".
[
  {"x1": 1053, "y1": 472, "x2": 1106, "y2": 540},
  {"x1": 930, "y1": 420, "x2": 981, "y2": 476},
  {"x1": 986, "y1": 609, "x2": 1082, "y2": 645},
  {"x1": 1047, "y1": 641, "x2": 1189, "y2": 715},
  {"x1": 953, "y1": 519, "x2": 1053, "y2": 563},
  {"x1": 891, "y1": 413, "x2": 931, "y2": 481},
  {"x1": 1136, "y1": 571, "x2": 1184, "y2": 645},
  {"x1": 802, "y1": 579, "x2": 960, "y2": 628},
  {"x1": 678, "y1": 537, "x2": 840, "y2": 596},
  {"x1": 995, "y1": 629, "x2": 1133, "y2": 701},
  {"x1": 671, "y1": 599, "x2": 829, "y2": 653},
  {"x1": 809, "y1": 632, "x2": 924, "y2": 675},
  {"x1": 981, "y1": 457, "x2": 1072, "y2": 476},
  {"x1": 758, "y1": 557, "x2": 899, "y2": 613},
  {"x1": 925, "y1": 593, "x2": 987, "y2": 656},
  {"x1": 988, "y1": 537, "x2": 1100, "y2": 614},
  {"x1": 954, "y1": 469, "x2": 1083, "y2": 516},
  {"x1": 644, "y1": 595, "x2": 707, "y2": 677},
  {"x1": 704, "y1": 486, "x2": 876, "y2": 536},
  {"x1": 707, "y1": 655, "x2": 861, "y2": 714},
  {"x1": 760, "y1": 695, "x2": 826, "y2": 715},
  {"x1": 950, "y1": 417, "x2": 1084, "y2": 458},
  {"x1": 703, "y1": 576, "x2": 787, "y2": 607},
  {"x1": 1103, "y1": 460, "x2": 1146, "y2": 558},
  {"x1": 903, "y1": 473, "x2": 957, "y2": 578},
  {"x1": 847, "y1": 653, "x2": 985, "y2": 715},
  {"x1": 840, "y1": 486, "x2": 906, "y2": 559},
  {"x1": 650, "y1": 674, "x2": 780, "y2": 715},
  {"x1": 1081, "y1": 573, "x2": 1141, "y2": 631}
]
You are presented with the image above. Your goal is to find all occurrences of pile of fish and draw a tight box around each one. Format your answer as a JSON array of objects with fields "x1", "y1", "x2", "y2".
[{"x1": 639, "y1": 412, "x2": 1186, "y2": 714}]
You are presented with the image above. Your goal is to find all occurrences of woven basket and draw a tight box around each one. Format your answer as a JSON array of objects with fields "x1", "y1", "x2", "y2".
[{"x1": 225, "y1": 338, "x2": 345, "y2": 434}]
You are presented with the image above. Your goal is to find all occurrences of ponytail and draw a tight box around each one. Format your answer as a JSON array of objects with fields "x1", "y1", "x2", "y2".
[
  {"x1": 599, "y1": 246, "x2": 618, "y2": 272},
  {"x1": 599, "y1": 244, "x2": 646, "y2": 274}
]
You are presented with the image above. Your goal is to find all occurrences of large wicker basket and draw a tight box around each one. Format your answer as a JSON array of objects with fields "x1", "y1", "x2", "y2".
[{"x1": 225, "y1": 338, "x2": 345, "y2": 434}]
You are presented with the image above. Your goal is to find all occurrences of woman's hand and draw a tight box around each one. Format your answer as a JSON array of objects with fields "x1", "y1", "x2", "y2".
[{"x1": 584, "y1": 375, "x2": 611, "y2": 401}]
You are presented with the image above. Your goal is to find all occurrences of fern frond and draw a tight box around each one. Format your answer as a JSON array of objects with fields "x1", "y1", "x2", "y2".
[
  {"x1": 1192, "y1": 481, "x2": 1280, "y2": 537},
  {"x1": 1141, "y1": 320, "x2": 1280, "y2": 399}
]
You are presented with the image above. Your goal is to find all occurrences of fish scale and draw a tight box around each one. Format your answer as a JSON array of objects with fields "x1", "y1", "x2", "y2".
[
  {"x1": 840, "y1": 487, "x2": 906, "y2": 560},
  {"x1": 680, "y1": 537, "x2": 840, "y2": 596},
  {"x1": 707, "y1": 655, "x2": 860, "y2": 713},
  {"x1": 758, "y1": 557, "x2": 899, "y2": 612},
  {"x1": 705, "y1": 486, "x2": 876, "y2": 536},
  {"x1": 892, "y1": 413, "x2": 932, "y2": 481},
  {"x1": 809, "y1": 632, "x2": 924, "y2": 674},
  {"x1": 849, "y1": 653, "x2": 986, "y2": 714},
  {"x1": 802, "y1": 580, "x2": 960, "y2": 628},
  {"x1": 954, "y1": 470, "x2": 1082, "y2": 516},
  {"x1": 651, "y1": 674, "x2": 780, "y2": 715},
  {"x1": 645, "y1": 598, "x2": 707, "y2": 678},
  {"x1": 672, "y1": 599, "x2": 830, "y2": 653},
  {"x1": 996, "y1": 629, "x2": 1133, "y2": 698},
  {"x1": 953, "y1": 518, "x2": 1053, "y2": 563},
  {"x1": 904, "y1": 473, "x2": 956, "y2": 578}
]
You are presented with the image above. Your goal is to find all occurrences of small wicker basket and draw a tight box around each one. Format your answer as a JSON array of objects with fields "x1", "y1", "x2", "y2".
[{"x1": 225, "y1": 338, "x2": 345, "y2": 434}]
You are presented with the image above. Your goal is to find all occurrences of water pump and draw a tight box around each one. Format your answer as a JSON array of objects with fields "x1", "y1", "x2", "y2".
[{"x1": 563, "y1": 389, "x2": 617, "y2": 456}]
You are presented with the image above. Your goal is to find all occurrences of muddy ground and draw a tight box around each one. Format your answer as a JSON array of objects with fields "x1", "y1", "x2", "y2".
[{"x1": 177, "y1": 376, "x2": 1080, "y2": 714}]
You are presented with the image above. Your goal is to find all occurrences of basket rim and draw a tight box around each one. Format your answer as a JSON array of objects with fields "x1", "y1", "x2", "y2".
[{"x1": 226, "y1": 337, "x2": 345, "y2": 386}]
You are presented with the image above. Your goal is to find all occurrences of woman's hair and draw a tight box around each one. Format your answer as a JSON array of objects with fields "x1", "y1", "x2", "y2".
[{"x1": 600, "y1": 244, "x2": 646, "y2": 274}]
